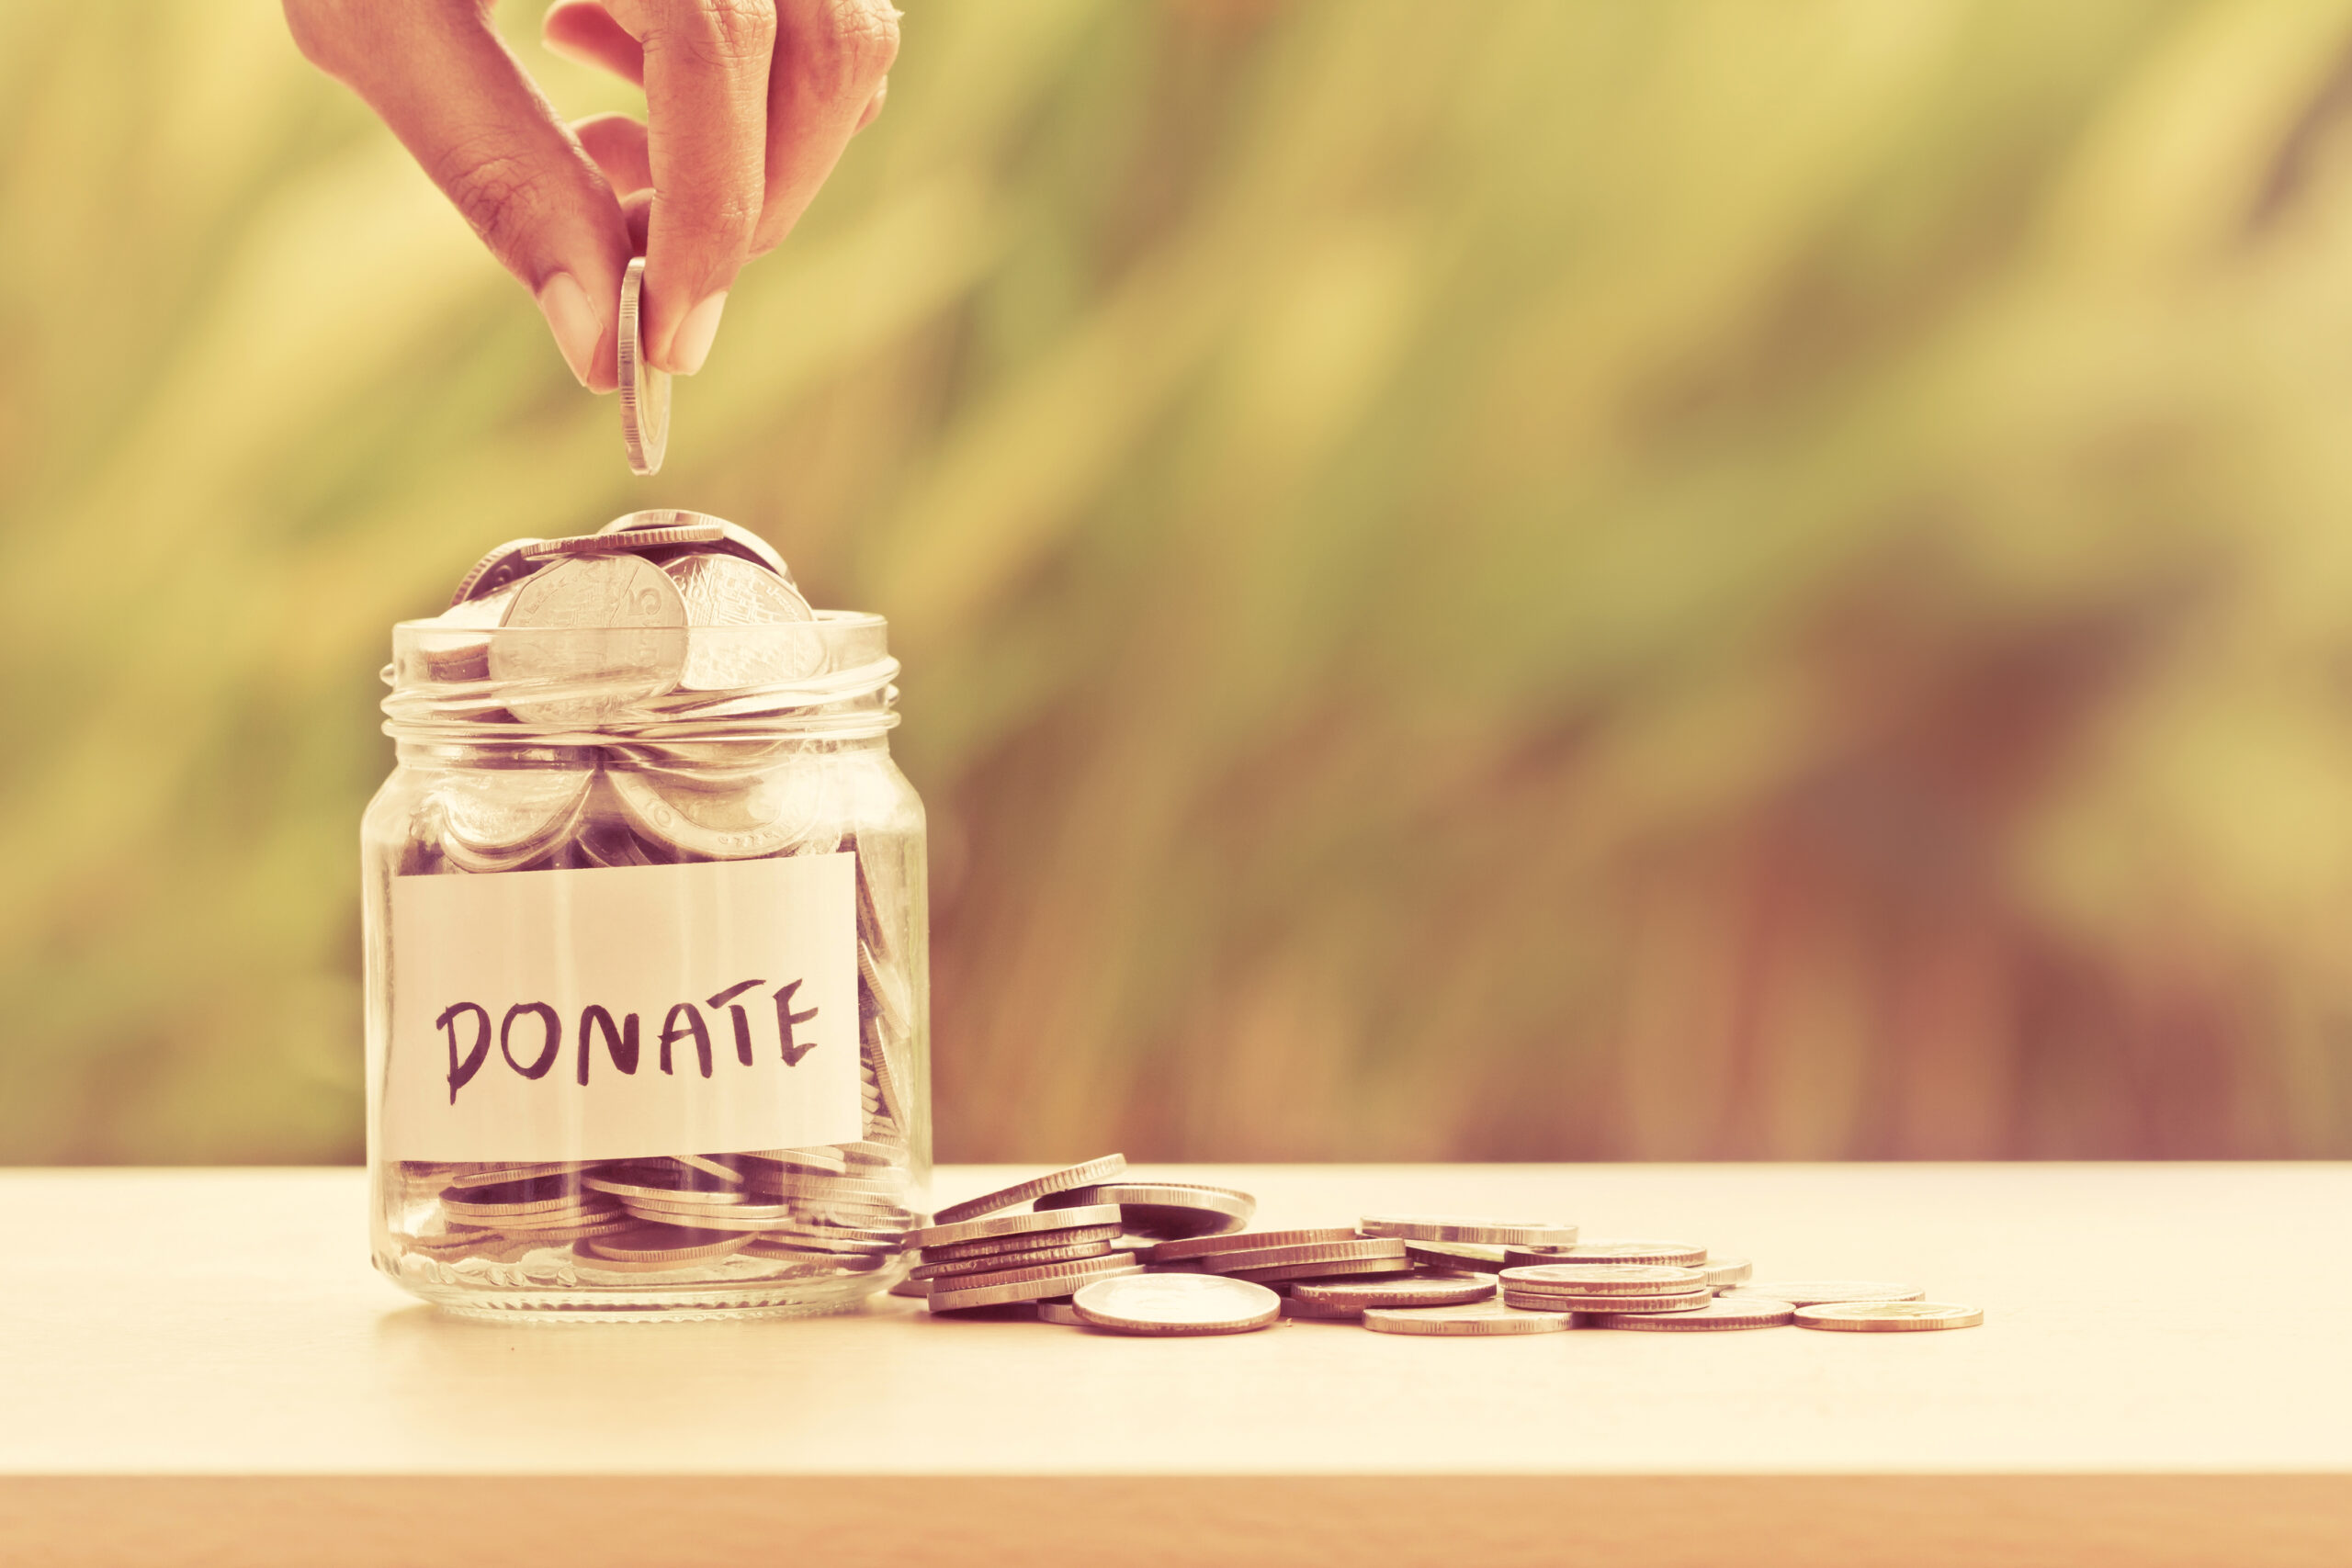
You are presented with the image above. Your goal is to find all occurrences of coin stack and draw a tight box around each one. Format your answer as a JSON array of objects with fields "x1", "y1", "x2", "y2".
[
  {"x1": 906, "y1": 1159, "x2": 1984, "y2": 1337},
  {"x1": 380, "y1": 512, "x2": 923, "y2": 1296}
]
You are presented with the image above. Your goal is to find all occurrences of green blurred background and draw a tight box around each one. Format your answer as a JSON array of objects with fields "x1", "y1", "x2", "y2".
[{"x1": 8, "y1": 0, "x2": 2352, "y2": 1164}]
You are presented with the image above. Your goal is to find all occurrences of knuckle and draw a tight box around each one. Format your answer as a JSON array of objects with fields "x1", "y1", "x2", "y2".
[
  {"x1": 801, "y1": 0, "x2": 899, "y2": 99},
  {"x1": 431, "y1": 140, "x2": 559, "y2": 261},
  {"x1": 665, "y1": 0, "x2": 777, "y2": 73}
]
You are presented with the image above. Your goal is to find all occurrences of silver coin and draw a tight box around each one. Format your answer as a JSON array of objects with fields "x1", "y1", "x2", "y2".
[
  {"x1": 1588, "y1": 1296, "x2": 1794, "y2": 1331},
  {"x1": 1362, "y1": 1303, "x2": 1570, "y2": 1337},
  {"x1": 1071, "y1": 1273, "x2": 1281, "y2": 1336},
  {"x1": 887, "y1": 1273, "x2": 931, "y2": 1298},
  {"x1": 910, "y1": 1239, "x2": 1113, "y2": 1281},
  {"x1": 1224, "y1": 1257, "x2": 1415, "y2": 1285},
  {"x1": 488, "y1": 555, "x2": 688, "y2": 725},
  {"x1": 1795, "y1": 1301, "x2": 1982, "y2": 1332},
  {"x1": 929, "y1": 1156, "x2": 1128, "y2": 1227},
  {"x1": 582, "y1": 1225, "x2": 753, "y2": 1264},
  {"x1": 1290, "y1": 1275, "x2": 1497, "y2": 1311},
  {"x1": 1498, "y1": 1263, "x2": 1708, "y2": 1294},
  {"x1": 909, "y1": 1203, "x2": 1123, "y2": 1252},
  {"x1": 582, "y1": 1170, "x2": 747, "y2": 1206},
  {"x1": 606, "y1": 764, "x2": 832, "y2": 860},
  {"x1": 449, "y1": 540, "x2": 548, "y2": 606},
  {"x1": 1501, "y1": 1288, "x2": 1711, "y2": 1314},
  {"x1": 599, "y1": 509, "x2": 794, "y2": 582},
  {"x1": 919, "y1": 1223, "x2": 1122, "y2": 1263},
  {"x1": 1280, "y1": 1295, "x2": 1373, "y2": 1320},
  {"x1": 729, "y1": 1146, "x2": 851, "y2": 1178},
  {"x1": 430, "y1": 766, "x2": 593, "y2": 872},
  {"x1": 1729, "y1": 1280, "x2": 1926, "y2": 1308},
  {"x1": 1362, "y1": 1215, "x2": 1579, "y2": 1247},
  {"x1": 1507, "y1": 1240, "x2": 1706, "y2": 1269},
  {"x1": 1403, "y1": 1241, "x2": 1505, "y2": 1272},
  {"x1": 1196, "y1": 1238, "x2": 1407, "y2": 1276},
  {"x1": 446, "y1": 1161, "x2": 594, "y2": 1190},
  {"x1": 1147, "y1": 1227, "x2": 1360, "y2": 1266},
  {"x1": 1702, "y1": 1257, "x2": 1752, "y2": 1290},
  {"x1": 924, "y1": 1257, "x2": 1141, "y2": 1314},
  {"x1": 617, "y1": 256, "x2": 669, "y2": 475},
  {"x1": 523, "y1": 523, "x2": 724, "y2": 560},
  {"x1": 1036, "y1": 1181, "x2": 1256, "y2": 1243},
  {"x1": 666, "y1": 554, "x2": 822, "y2": 690},
  {"x1": 1035, "y1": 1299, "x2": 1087, "y2": 1326}
]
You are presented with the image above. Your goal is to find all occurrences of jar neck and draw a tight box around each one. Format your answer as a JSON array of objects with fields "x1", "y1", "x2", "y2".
[{"x1": 392, "y1": 734, "x2": 890, "y2": 769}]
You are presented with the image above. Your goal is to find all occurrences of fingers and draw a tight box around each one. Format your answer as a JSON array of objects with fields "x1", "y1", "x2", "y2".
[
  {"x1": 573, "y1": 113, "x2": 653, "y2": 197},
  {"x1": 285, "y1": 0, "x2": 631, "y2": 391},
  {"x1": 606, "y1": 0, "x2": 778, "y2": 375},
  {"x1": 543, "y1": 0, "x2": 644, "y2": 85},
  {"x1": 753, "y1": 0, "x2": 899, "y2": 256}
]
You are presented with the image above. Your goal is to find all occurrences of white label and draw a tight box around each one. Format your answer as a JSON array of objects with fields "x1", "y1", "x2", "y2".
[{"x1": 383, "y1": 854, "x2": 859, "y2": 1162}]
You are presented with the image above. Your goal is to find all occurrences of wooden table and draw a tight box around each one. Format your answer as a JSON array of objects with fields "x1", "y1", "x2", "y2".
[{"x1": 0, "y1": 1163, "x2": 2344, "y2": 1566}]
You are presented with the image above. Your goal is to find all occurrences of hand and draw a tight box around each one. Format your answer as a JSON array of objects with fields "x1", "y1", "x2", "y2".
[{"x1": 285, "y1": 0, "x2": 899, "y2": 390}]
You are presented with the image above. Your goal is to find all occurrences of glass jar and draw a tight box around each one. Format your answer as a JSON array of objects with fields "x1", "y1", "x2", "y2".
[{"x1": 362, "y1": 603, "x2": 927, "y2": 1321}]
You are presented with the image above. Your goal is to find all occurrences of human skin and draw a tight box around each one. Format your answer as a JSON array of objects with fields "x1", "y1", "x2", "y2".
[{"x1": 284, "y1": 0, "x2": 899, "y2": 389}]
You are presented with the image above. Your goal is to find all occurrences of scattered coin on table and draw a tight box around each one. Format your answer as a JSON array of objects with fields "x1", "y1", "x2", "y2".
[{"x1": 909, "y1": 1155, "x2": 1981, "y2": 1339}]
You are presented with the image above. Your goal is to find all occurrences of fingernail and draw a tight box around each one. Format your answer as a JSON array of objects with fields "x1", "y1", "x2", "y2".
[
  {"x1": 536, "y1": 273, "x2": 600, "y2": 388},
  {"x1": 666, "y1": 291, "x2": 729, "y2": 376}
]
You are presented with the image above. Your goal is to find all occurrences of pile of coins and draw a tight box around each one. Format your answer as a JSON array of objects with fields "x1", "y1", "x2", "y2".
[
  {"x1": 395, "y1": 1146, "x2": 919, "y2": 1284},
  {"x1": 902, "y1": 1156, "x2": 1984, "y2": 1337},
  {"x1": 379, "y1": 511, "x2": 922, "y2": 1296}
]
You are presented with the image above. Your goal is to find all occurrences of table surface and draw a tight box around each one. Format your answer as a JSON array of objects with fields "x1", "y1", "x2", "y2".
[{"x1": 3, "y1": 1162, "x2": 2346, "y2": 1566}]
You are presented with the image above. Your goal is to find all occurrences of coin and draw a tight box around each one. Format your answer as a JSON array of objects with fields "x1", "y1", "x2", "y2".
[
  {"x1": 1224, "y1": 1258, "x2": 1415, "y2": 1285},
  {"x1": 445, "y1": 1162, "x2": 595, "y2": 1191},
  {"x1": 1361, "y1": 1215, "x2": 1579, "y2": 1247},
  {"x1": 666, "y1": 554, "x2": 823, "y2": 689},
  {"x1": 1290, "y1": 1275, "x2": 1497, "y2": 1311},
  {"x1": 1505, "y1": 1240, "x2": 1706, "y2": 1268},
  {"x1": 1196, "y1": 1238, "x2": 1408, "y2": 1276},
  {"x1": 583, "y1": 1169, "x2": 746, "y2": 1206},
  {"x1": 1702, "y1": 1257, "x2": 1752, "y2": 1290},
  {"x1": 450, "y1": 539, "x2": 548, "y2": 605},
  {"x1": 606, "y1": 764, "x2": 833, "y2": 861},
  {"x1": 1035, "y1": 1182, "x2": 1256, "y2": 1242},
  {"x1": 1403, "y1": 1241, "x2": 1505, "y2": 1273},
  {"x1": 1587, "y1": 1296, "x2": 1795, "y2": 1330},
  {"x1": 729, "y1": 1147, "x2": 852, "y2": 1178},
  {"x1": 599, "y1": 509, "x2": 795, "y2": 582},
  {"x1": 1147, "y1": 1227, "x2": 1359, "y2": 1265},
  {"x1": 617, "y1": 255, "x2": 669, "y2": 474},
  {"x1": 1280, "y1": 1296, "x2": 1372, "y2": 1320},
  {"x1": 1362, "y1": 1303, "x2": 1571, "y2": 1336},
  {"x1": 887, "y1": 1274, "x2": 931, "y2": 1298},
  {"x1": 1498, "y1": 1264, "x2": 1708, "y2": 1294},
  {"x1": 908, "y1": 1203, "x2": 1124, "y2": 1252},
  {"x1": 1070, "y1": 1273, "x2": 1283, "y2": 1337},
  {"x1": 673, "y1": 1154, "x2": 747, "y2": 1185},
  {"x1": 1729, "y1": 1280, "x2": 1926, "y2": 1307},
  {"x1": 488, "y1": 554, "x2": 689, "y2": 726},
  {"x1": 1501, "y1": 1288, "x2": 1710, "y2": 1314},
  {"x1": 583, "y1": 1225, "x2": 754, "y2": 1264},
  {"x1": 925, "y1": 1258, "x2": 1142, "y2": 1314},
  {"x1": 522, "y1": 523, "x2": 725, "y2": 560},
  {"x1": 1035, "y1": 1299, "x2": 1087, "y2": 1326},
  {"x1": 929, "y1": 1156, "x2": 1129, "y2": 1227},
  {"x1": 430, "y1": 766, "x2": 593, "y2": 873},
  {"x1": 919, "y1": 1223, "x2": 1123, "y2": 1263},
  {"x1": 910, "y1": 1239, "x2": 1113, "y2": 1281},
  {"x1": 1795, "y1": 1301, "x2": 1983, "y2": 1332}
]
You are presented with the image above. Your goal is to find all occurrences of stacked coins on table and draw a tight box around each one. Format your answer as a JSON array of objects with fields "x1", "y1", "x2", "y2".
[{"x1": 901, "y1": 1157, "x2": 1984, "y2": 1338}]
